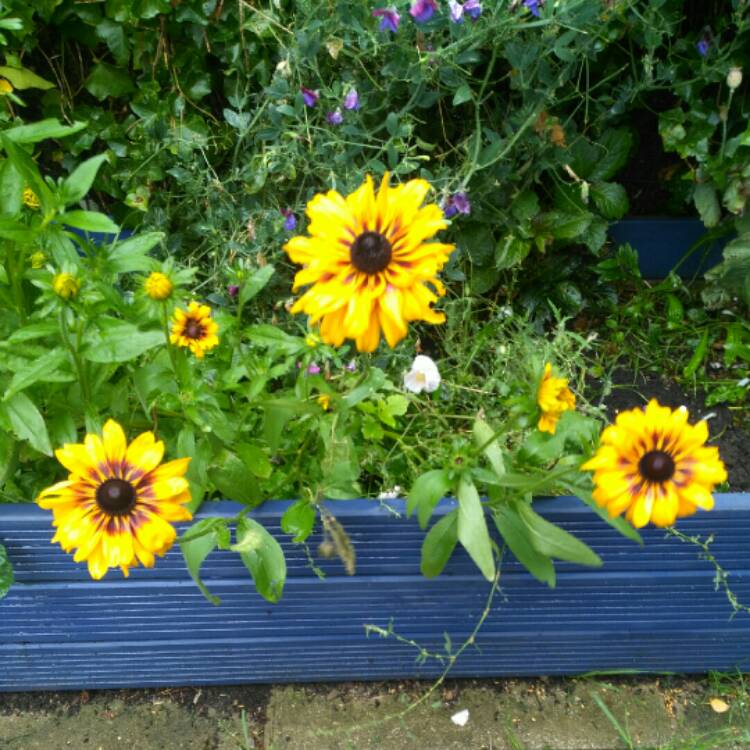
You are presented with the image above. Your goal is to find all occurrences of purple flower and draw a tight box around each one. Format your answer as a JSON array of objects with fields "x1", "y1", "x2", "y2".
[
  {"x1": 448, "y1": 0, "x2": 463, "y2": 22},
  {"x1": 301, "y1": 87, "x2": 319, "y2": 107},
  {"x1": 523, "y1": 0, "x2": 541, "y2": 17},
  {"x1": 697, "y1": 39, "x2": 709, "y2": 56},
  {"x1": 410, "y1": 0, "x2": 438, "y2": 23},
  {"x1": 345, "y1": 360, "x2": 357, "y2": 372},
  {"x1": 326, "y1": 109, "x2": 343, "y2": 125},
  {"x1": 307, "y1": 362, "x2": 321, "y2": 375},
  {"x1": 227, "y1": 284, "x2": 240, "y2": 298},
  {"x1": 282, "y1": 208, "x2": 297, "y2": 231},
  {"x1": 372, "y1": 7, "x2": 400, "y2": 33},
  {"x1": 343, "y1": 88, "x2": 360, "y2": 111},
  {"x1": 464, "y1": 0, "x2": 481, "y2": 19},
  {"x1": 443, "y1": 191, "x2": 471, "y2": 218}
]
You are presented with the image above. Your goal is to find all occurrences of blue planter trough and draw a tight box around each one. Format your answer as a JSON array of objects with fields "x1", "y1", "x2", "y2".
[{"x1": 1, "y1": 496, "x2": 749, "y2": 691}]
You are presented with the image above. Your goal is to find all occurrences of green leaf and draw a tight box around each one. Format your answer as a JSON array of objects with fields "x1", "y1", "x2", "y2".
[
  {"x1": 95, "y1": 19, "x2": 129, "y2": 65},
  {"x1": 0, "y1": 65, "x2": 54, "y2": 90},
  {"x1": 548, "y1": 211, "x2": 592, "y2": 240},
  {"x1": 81, "y1": 322, "x2": 163, "y2": 363},
  {"x1": 62, "y1": 210, "x2": 119, "y2": 234},
  {"x1": 452, "y1": 84, "x2": 472, "y2": 106},
  {"x1": 0, "y1": 543, "x2": 13, "y2": 600},
  {"x1": 2, "y1": 392, "x2": 52, "y2": 455},
  {"x1": 239, "y1": 264, "x2": 275, "y2": 308},
  {"x1": 106, "y1": 232, "x2": 163, "y2": 273},
  {"x1": 1, "y1": 136, "x2": 52, "y2": 210},
  {"x1": 209, "y1": 450, "x2": 261, "y2": 505},
  {"x1": 473, "y1": 418, "x2": 505, "y2": 478},
  {"x1": 180, "y1": 518, "x2": 224, "y2": 605},
  {"x1": 457, "y1": 475, "x2": 495, "y2": 581},
  {"x1": 420, "y1": 510, "x2": 458, "y2": 578},
  {"x1": 281, "y1": 499, "x2": 317, "y2": 542},
  {"x1": 236, "y1": 442, "x2": 273, "y2": 479},
  {"x1": 7, "y1": 321, "x2": 57, "y2": 344},
  {"x1": 85, "y1": 62, "x2": 135, "y2": 100},
  {"x1": 494, "y1": 235, "x2": 531, "y2": 271},
  {"x1": 0, "y1": 159, "x2": 23, "y2": 216},
  {"x1": 590, "y1": 128, "x2": 634, "y2": 181},
  {"x1": 407, "y1": 468, "x2": 452, "y2": 529},
  {"x1": 61, "y1": 154, "x2": 109, "y2": 207},
  {"x1": 493, "y1": 505, "x2": 556, "y2": 587},
  {"x1": 591, "y1": 182, "x2": 629, "y2": 220},
  {"x1": 694, "y1": 183, "x2": 721, "y2": 228},
  {"x1": 246, "y1": 325, "x2": 305, "y2": 355},
  {"x1": 233, "y1": 517, "x2": 287, "y2": 603},
  {"x1": 261, "y1": 398, "x2": 315, "y2": 451},
  {"x1": 3, "y1": 119, "x2": 87, "y2": 144},
  {"x1": 516, "y1": 501, "x2": 602, "y2": 567},
  {"x1": 4, "y1": 348, "x2": 69, "y2": 399},
  {"x1": 0, "y1": 217, "x2": 35, "y2": 242}
]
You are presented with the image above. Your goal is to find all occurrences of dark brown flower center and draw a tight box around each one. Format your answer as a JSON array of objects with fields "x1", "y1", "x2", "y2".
[
  {"x1": 95, "y1": 478, "x2": 136, "y2": 516},
  {"x1": 350, "y1": 231, "x2": 392, "y2": 274},
  {"x1": 639, "y1": 450, "x2": 675, "y2": 483},
  {"x1": 185, "y1": 319, "x2": 205, "y2": 340}
]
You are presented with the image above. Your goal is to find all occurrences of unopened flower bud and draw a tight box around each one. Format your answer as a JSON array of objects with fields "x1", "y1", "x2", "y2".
[
  {"x1": 144, "y1": 272, "x2": 173, "y2": 301},
  {"x1": 53, "y1": 273, "x2": 80, "y2": 301},
  {"x1": 727, "y1": 66, "x2": 743, "y2": 90}
]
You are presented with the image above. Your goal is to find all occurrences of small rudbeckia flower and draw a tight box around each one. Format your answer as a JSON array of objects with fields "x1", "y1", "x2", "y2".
[
  {"x1": 23, "y1": 187, "x2": 40, "y2": 209},
  {"x1": 0, "y1": 78, "x2": 13, "y2": 95},
  {"x1": 537, "y1": 362, "x2": 575, "y2": 434},
  {"x1": 170, "y1": 301, "x2": 219, "y2": 359},
  {"x1": 327, "y1": 109, "x2": 344, "y2": 125},
  {"x1": 317, "y1": 394, "x2": 331, "y2": 410},
  {"x1": 30, "y1": 251, "x2": 46, "y2": 269},
  {"x1": 344, "y1": 88, "x2": 360, "y2": 110},
  {"x1": 582, "y1": 401, "x2": 727, "y2": 528},
  {"x1": 301, "y1": 87, "x2": 319, "y2": 107},
  {"x1": 144, "y1": 271, "x2": 173, "y2": 301},
  {"x1": 372, "y1": 7, "x2": 400, "y2": 33},
  {"x1": 37, "y1": 419, "x2": 192, "y2": 580},
  {"x1": 282, "y1": 208, "x2": 297, "y2": 231},
  {"x1": 53, "y1": 272, "x2": 80, "y2": 301},
  {"x1": 404, "y1": 354, "x2": 441, "y2": 393},
  {"x1": 284, "y1": 172, "x2": 454, "y2": 352},
  {"x1": 410, "y1": 0, "x2": 438, "y2": 22}
]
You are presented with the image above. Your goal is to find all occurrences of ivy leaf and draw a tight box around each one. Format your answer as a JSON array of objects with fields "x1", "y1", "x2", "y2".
[
  {"x1": 232, "y1": 517, "x2": 287, "y2": 603},
  {"x1": 85, "y1": 62, "x2": 135, "y2": 100}
]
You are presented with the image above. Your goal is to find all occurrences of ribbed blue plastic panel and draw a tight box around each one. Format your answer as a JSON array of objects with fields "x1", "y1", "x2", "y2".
[{"x1": 1, "y1": 495, "x2": 749, "y2": 690}]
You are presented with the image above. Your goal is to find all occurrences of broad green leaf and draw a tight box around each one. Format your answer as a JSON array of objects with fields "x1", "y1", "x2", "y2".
[
  {"x1": 61, "y1": 154, "x2": 109, "y2": 206},
  {"x1": 236, "y1": 443, "x2": 273, "y2": 479},
  {"x1": 245, "y1": 324, "x2": 305, "y2": 355},
  {"x1": 3, "y1": 119, "x2": 87, "y2": 144},
  {"x1": 694, "y1": 183, "x2": 721, "y2": 228},
  {"x1": 2, "y1": 391, "x2": 52, "y2": 455},
  {"x1": 0, "y1": 429, "x2": 16, "y2": 487},
  {"x1": 0, "y1": 159, "x2": 23, "y2": 216},
  {"x1": 457, "y1": 475, "x2": 495, "y2": 581},
  {"x1": 4, "y1": 348, "x2": 69, "y2": 399},
  {"x1": 62, "y1": 210, "x2": 119, "y2": 234},
  {"x1": 590, "y1": 128, "x2": 634, "y2": 181},
  {"x1": 82, "y1": 322, "x2": 163, "y2": 363},
  {"x1": 7, "y1": 321, "x2": 57, "y2": 343},
  {"x1": 0, "y1": 543, "x2": 13, "y2": 600},
  {"x1": 473, "y1": 418, "x2": 505, "y2": 478},
  {"x1": 95, "y1": 19, "x2": 129, "y2": 65},
  {"x1": 495, "y1": 235, "x2": 531, "y2": 271},
  {"x1": 0, "y1": 66, "x2": 54, "y2": 91},
  {"x1": 516, "y1": 501, "x2": 602, "y2": 567},
  {"x1": 421, "y1": 510, "x2": 458, "y2": 578},
  {"x1": 591, "y1": 182, "x2": 629, "y2": 220},
  {"x1": 407, "y1": 468, "x2": 452, "y2": 529},
  {"x1": 261, "y1": 398, "x2": 316, "y2": 451},
  {"x1": 493, "y1": 505, "x2": 555, "y2": 587},
  {"x1": 548, "y1": 211, "x2": 592, "y2": 240},
  {"x1": 85, "y1": 62, "x2": 135, "y2": 100},
  {"x1": 239, "y1": 264, "x2": 275, "y2": 308},
  {"x1": 180, "y1": 518, "x2": 225, "y2": 605},
  {"x1": 281, "y1": 499, "x2": 317, "y2": 542},
  {"x1": 106, "y1": 231, "x2": 163, "y2": 273},
  {"x1": 342, "y1": 366, "x2": 387, "y2": 407},
  {"x1": 233, "y1": 517, "x2": 287, "y2": 603},
  {"x1": 0, "y1": 136, "x2": 52, "y2": 210},
  {"x1": 208, "y1": 450, "x2": 261, "y2": 505},
  {"x1": 452, "y1": 84, "x2": 472, "y2": 106},
  {"x1": 0, "y1": 216, "x2": 35, "y2": 242}
]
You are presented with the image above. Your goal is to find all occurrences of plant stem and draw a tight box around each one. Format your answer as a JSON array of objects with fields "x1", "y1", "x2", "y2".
[{"x1": 58, "y1": 307, "x2": 91, "y2": 406}]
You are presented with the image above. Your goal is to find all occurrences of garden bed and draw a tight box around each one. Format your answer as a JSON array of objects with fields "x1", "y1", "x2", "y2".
[{"x1": 2, "y1": 493, "x2": 750, "y2": 692}]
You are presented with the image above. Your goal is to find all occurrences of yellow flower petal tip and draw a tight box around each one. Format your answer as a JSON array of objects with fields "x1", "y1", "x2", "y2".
[
  {"x1": 23, "y1": 187, "x2": 40, "y2": 209},
  {"x1": 317, "y1": 394, "x2": 331, "y2": 410},
  {"x1": 170, "y1": 301, "x2": 219, "y2": 358},
  {"x1": 583, "y1": 400, "x2": 727, "y2": 528},
  {"x1": 537, "y1": 362, "x2": 576, "y2": 434},
  {"x1": 144, "y1": 271, "x2": 174, "y2": 301},
  {"x1": 36, "y1": 418, "x2": 193, "y2": 580},
  {"x1": 283, "y1": 172, "x2": 454, "y2": 353}
]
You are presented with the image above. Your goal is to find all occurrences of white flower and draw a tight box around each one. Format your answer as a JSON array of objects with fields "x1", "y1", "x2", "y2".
[
  {"x1": 451, "y1": 709, "x2": 470, "y2": 726},
  {"x1": 377, "y1": 485, "x2": 402, "y2": 500},
  {"x1": 727, "y1": 66, "x2": 743, "y2": 91},
  {"x1": 403, "y1": 355, "x2": 441, "y2": 394}
]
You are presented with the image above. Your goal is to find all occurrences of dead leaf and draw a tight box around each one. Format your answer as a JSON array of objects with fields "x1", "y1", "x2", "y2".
[{"x1": 709, "y1": 697, "x2": 730, "y2": 713}]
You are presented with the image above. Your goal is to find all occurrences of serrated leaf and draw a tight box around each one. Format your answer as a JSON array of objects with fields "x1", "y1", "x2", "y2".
[
  {"x1": 591, "y1": 182, "x2": 629, "y2": 220},
  {"x1": 2, "y1": 391, "x2": 52, "y2": 455}
]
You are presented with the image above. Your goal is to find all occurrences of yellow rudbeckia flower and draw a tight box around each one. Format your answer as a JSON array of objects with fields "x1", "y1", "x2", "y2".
[
  {"x1": 537, "y1": 362, "x2": 575, "y2": 434},
  {"x1": 582, "y1": 400, "x2": 727, "y2": 528},
  {"x1": 170, "y1": 301, "x2": 219, "y2": 359},
  {"x1": 144, "y1": 271, "x2": 173, "y2": 301},
  {"x1": 284, "y1": 172, "x2": 454, "y2": 352},
  {"x1": 36, "y1": 419, "x2": 192, "y2": 580}
]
